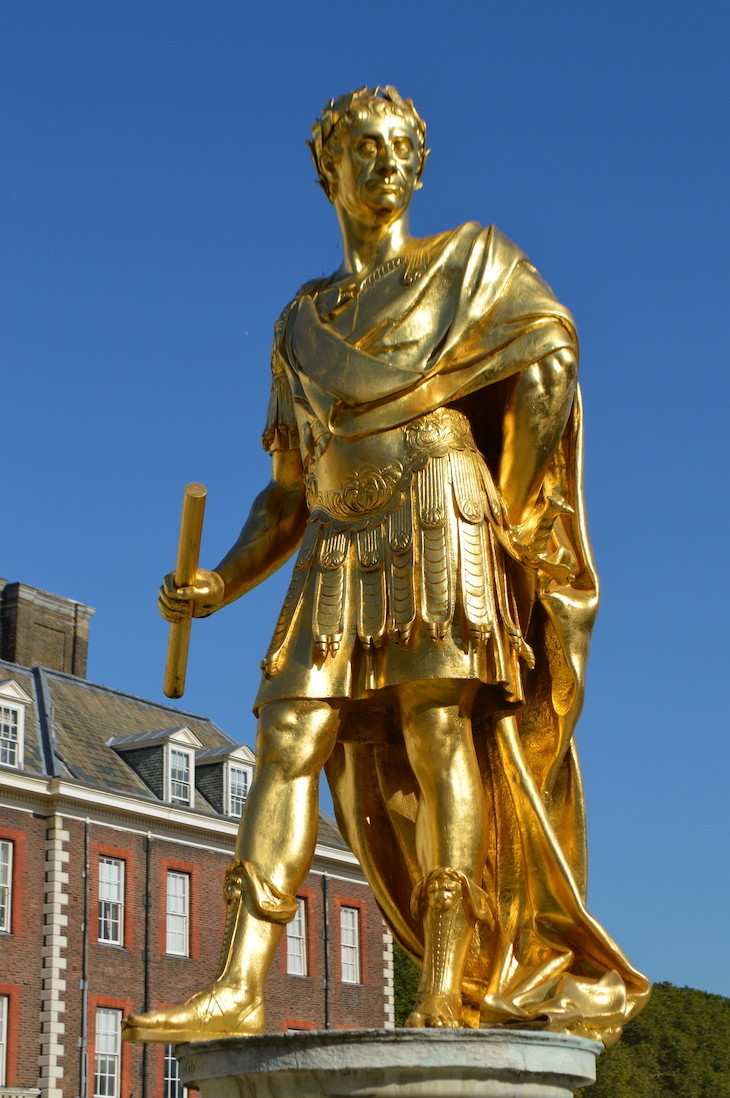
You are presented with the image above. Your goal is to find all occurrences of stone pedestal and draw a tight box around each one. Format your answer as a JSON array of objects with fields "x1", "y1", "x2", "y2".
[{"x1": 176, "y1": 1028, "x2": 600, "y2": 1097}]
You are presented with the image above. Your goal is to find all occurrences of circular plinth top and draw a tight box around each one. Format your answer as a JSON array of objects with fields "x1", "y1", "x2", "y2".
[{"x1": 176, "y1": 1027, "x2": 601, "y2": 1097}]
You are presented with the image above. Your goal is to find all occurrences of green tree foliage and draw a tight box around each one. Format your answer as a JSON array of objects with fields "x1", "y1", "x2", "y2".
[
  {"x1": 579, "y1": 983, "x2": 730, "y2": 1098},
  {"x1": 392, "y1": 957, "x2": 730, "y2": 1096},
  {"x1": 393, "y1": 941, "x2": 421, "y2": 1027}
]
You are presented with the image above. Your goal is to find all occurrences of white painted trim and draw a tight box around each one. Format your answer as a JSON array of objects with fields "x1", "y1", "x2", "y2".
[
  {"x1": 313, "y1": 843, "x2": 359, "y2": 867},
  {"x1": 339, "y1": 905, "x2": 361, "y2": 984},
  {"x1": 167, "y1": 727, "x2": 202, "y2": 749},
  {"x1": 0, "y1": 992, "x2": 7, "y2": 1086},
  {"x1": 0, "y1": 840, "x2": 13, "y2": 934},
  {"x1": 166, "y1": 744, "x2": 195, "y2": 807},
  {"x1": 0, "y1": 774, "x2": 362, "y2": 871},
  {"x1": 97, "y1": 856, "x2": 125, "y2": 946},
  {"x1": 225, "y1": 762, "x2": 252, "y2": 818},
  {"x1": 39, "y1": 815, "x2": 68, "y2": 1095},
  {"x1": 382, "y1": 927, "x2": 395, "y2": 1028},
  {"x1": 109, "y1": 726, "x2": 203, "y2": 752},
  {"x1": 0, "y1": 694, "x2": 26, "y2": 772},
  {"x1": 0, "y1": 681, "x2": 32, "y2": 706},
  {"x1": 0, "y1": 772, "x2": 49, "y2": 798},
  {"x1": 198, "y1": 744, "x2": 255, "y2": 765}
]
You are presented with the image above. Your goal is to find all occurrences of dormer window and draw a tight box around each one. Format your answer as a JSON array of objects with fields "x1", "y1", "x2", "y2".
[
  {"x1": 168, "y1": 747, "x2": 193, "y2": 806},
  {"x1": 0, "y1": 708, "x2": 19, "y2": 768},
  {"x1": 228, "y1": 765, "x2": 250, "y2": 817},
  {"x1": 195, "y1": 743, "x2": 255, "y2": 817},
  {"x1": 110, "y1": 725, "x2": 202, "y2": 806},
  {"x1": 0, "y1": 681, "x2": 31, "y2": 771}
]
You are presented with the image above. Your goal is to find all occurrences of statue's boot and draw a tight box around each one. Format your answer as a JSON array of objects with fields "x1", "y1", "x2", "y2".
[
  {"x1": 406, "y1": 867, "x2": 493, "y2": 1029},
  {"x1": 122, "y1": 859, "x2": 298, "y2": 1043}
]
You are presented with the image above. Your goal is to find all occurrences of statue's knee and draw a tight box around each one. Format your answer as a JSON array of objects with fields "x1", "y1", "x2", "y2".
[
  {"x1": 256, "y1": 700, "x2": 338, "y2": 777},
  {"x1": 402, "y1": 705, "x2": 464, "y2": 771}
]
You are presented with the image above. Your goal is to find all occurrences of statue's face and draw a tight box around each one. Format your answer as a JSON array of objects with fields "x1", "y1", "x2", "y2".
[{"x1": 329, "y1": 111, "x2": 420, "y2": 222}]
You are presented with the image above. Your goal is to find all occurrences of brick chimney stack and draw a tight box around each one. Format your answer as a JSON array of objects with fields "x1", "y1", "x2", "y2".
[{"x1": 0, "y1": 580, "x2": 95, "y2": 677}]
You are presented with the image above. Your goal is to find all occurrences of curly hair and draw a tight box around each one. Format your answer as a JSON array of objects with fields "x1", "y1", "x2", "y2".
[{"x1": 308, "y1": 85, "x2": 428, "y2": 201}]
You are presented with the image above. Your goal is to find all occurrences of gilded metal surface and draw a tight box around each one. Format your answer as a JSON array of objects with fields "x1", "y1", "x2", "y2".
[
  {"x1": 124, "y1": 85, "x2": 649, "y2": 1047},
  {"x1": 163, "y1": 482, "x2": 207, "y2": 699}
]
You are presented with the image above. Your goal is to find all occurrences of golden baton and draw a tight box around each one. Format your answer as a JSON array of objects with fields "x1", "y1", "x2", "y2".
[{"x1": 163, "y1": 482, "x2": 207, "y2": 699}]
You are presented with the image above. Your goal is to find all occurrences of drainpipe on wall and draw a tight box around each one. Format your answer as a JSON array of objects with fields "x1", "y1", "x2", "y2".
[
  {"x1": 77, "y1": 818, "x2": 90, "y2": 1098},
  {"x1": 321, "y1": 873, "x2": 330, "y2": 1029},
  {"x1": 141, "y1": 833, "x2": 152, "y2": 1098}
]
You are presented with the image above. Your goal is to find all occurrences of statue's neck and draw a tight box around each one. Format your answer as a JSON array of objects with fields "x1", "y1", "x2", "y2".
[{"x1": 335, "y1": 208, "x2": 412, "y2": 279}]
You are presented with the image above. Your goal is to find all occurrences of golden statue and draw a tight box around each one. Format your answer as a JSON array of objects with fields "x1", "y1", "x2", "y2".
[{"x1": 123, "y1": 86, "x2": 649, "y2": 1048}]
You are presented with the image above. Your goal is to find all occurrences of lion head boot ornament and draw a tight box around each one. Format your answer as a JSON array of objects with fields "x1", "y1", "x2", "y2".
[{"x1": 407, "y1": 867, "x2": 494, "y2": 1028}]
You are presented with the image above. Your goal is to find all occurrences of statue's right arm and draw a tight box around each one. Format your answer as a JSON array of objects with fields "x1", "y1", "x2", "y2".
[
  {"x1": 214, "y1": 448, "x2": 308, "y2": 606},
  {"x1": 158, "y1": 448, "x2": 308, "y2": 623}
]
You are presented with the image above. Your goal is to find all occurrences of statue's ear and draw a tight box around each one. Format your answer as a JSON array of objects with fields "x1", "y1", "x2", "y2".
[{"x1": 320, "y1": 153, "x2": 338, "y2": 200}]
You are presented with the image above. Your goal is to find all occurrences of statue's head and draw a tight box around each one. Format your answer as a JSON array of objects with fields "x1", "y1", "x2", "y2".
[{"x1": 309, "y1": 86, "x2": 428, "y2": 212}]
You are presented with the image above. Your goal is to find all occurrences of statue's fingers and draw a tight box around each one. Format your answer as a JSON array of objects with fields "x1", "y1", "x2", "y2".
[
  {"x1": 157, "y1": 597, "x2": 189, "y2": 624},
  {"x1": 162, "y1": 573, "x2": 180, "y2": 598}
]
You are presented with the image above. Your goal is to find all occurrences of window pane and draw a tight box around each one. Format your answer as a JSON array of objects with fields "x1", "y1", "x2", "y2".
[
  {"x1": 169, "y1": 749, "x2": 192, "y2": 804},
  {"x1": 340, "y1": 906, "x2": 360, "y2": 984},
  {"x1": 286, "y1": 898, "x2": 307, "y2": 976},
  {"x1": 164, "y1": 1044, "x2": 186, "y2": 1098},
  {"x1": 166, "y1": 871, "x2": 189, "y2": 955},
  {"x1": 0, "y1": 995, "x2": 7, "y2": 1087},
  {"x1": 98, "y1": 857, "x2": 124, "y2": 945},
  {"x1": 229, "y1": 766, "x2": 249, "y2": 817},
  {"x1": 0, "y1": 841, "x2": 12, "y2": 933},
  {"x1": 0, "y1": 707, "x2": 18, "y2": 767},
  {"x1": 94, "y1": 1008, "x2": 121, "y2": 1098}
]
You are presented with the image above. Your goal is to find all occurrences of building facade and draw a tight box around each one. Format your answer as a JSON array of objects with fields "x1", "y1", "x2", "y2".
[{"x1": 0, "y1": 581, "x2": 394, "y2": 1098}]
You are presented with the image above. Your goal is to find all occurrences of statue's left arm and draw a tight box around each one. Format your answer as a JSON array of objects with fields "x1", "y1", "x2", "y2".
[{"x1": 498, "y1": 346, "x2": 577, "y2": 528}]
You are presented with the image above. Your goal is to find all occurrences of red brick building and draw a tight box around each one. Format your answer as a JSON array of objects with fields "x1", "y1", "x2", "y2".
[{"x1": 0, "y1": 581, "x2": 394, "y2": 1098}]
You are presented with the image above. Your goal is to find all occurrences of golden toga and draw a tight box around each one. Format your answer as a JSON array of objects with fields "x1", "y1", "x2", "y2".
[{"x1": 255, "y1": 221, "x2": 649, "y2": 1044}]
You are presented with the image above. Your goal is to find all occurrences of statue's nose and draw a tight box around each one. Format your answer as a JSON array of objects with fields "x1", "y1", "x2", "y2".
[{"x1": 377, "y1": 144, "x2": 397, "y2": 171}]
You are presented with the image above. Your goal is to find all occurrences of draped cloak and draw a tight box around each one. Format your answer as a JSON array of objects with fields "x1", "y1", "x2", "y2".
[{"x1": 258, "y1": 222, "x2": 650, "y2": 1044}]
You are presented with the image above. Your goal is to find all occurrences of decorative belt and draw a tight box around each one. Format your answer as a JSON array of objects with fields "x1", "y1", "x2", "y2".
[{"x1": 308, "y1": 408, "x2": 481, "y2": 523}]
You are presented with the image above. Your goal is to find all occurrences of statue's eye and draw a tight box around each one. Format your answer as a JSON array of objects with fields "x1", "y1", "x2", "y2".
[
  {"x1": 356, "y1": 138, "x2": 378, "y2": 157},
  {"x1": 394, "y1": 139, "x2": 413, "y2": 159}
]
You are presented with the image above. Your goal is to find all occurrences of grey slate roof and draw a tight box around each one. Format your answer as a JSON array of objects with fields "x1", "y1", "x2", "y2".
[
  {"x1": 108, "y1": 728, "x2": 203, "y2": 750},
  {"x1": 316, "y1": 810, "x2": 348, "y2": 850},
  {"x1": 45, "y1": 670, "x2": 234, "y2": 810},
  {"x1": 0, "y1": 664, "x2": 45, "y2": 776},
  {"x1": 196, "y1": 745, "x2": 254, "y2": 764},
  {"x1": 0, "y1": 657, "x2": 348, "y2": 848}
]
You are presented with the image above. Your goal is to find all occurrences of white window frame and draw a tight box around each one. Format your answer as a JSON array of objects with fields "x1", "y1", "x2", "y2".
[
  {"x1": 0, "y1": 705, "x2": 22, "y2": 769},
  {"x1": 340, "y1": 906, "x2": 361, "y2": 984},
  {"x1": 167, "y1": 747, "x2": 193, "y2": 806},
  {"x1": 0, "y1": 682, "x2": 30, "y2": 771},
  {"x1": 0, "y1": 840, "x2": 12, "y2": 934},
  {"x1": 98, "y1": 857, "x2": 124, "y2": 946},
  {"x1": 227, "y1": 764, "x2": 250, "y2": 817},
  {"x1": 166, "y1": 871, "x2": 190, "y2": 956},
  {"x1": 286, "y1": 897, "x2": 308, "y2": 976},
  {"x1": 93, "y1": 1007, "x2": 121, "y2": 1098},
  {"x1": 164, "y1": 1043, "x2": 187, "y2": 1098},
  {"x1": 0, "y1": 995, "x2": 7, "y2": 1087}
]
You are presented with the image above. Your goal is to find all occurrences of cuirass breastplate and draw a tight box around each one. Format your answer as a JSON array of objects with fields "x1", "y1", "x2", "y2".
[{"x1": 303, "y1": 407, "x2": 492, "y2": 526}]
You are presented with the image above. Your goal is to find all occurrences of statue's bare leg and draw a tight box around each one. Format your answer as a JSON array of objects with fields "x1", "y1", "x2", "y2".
[
  {"x1": 123, "y1": 698, "x2": 341, "y2": 1043},
  {"x1": 237, "y1": 698, "x2": 342, "y2": 887},
  {"x1": 397, "y1": 681, "x2": 488, "y2": 1028}
]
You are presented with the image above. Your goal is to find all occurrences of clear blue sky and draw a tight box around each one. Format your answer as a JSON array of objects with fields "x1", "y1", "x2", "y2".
[{"x1": 3, "y1": 2, "x2": 728, "y2": 998}]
